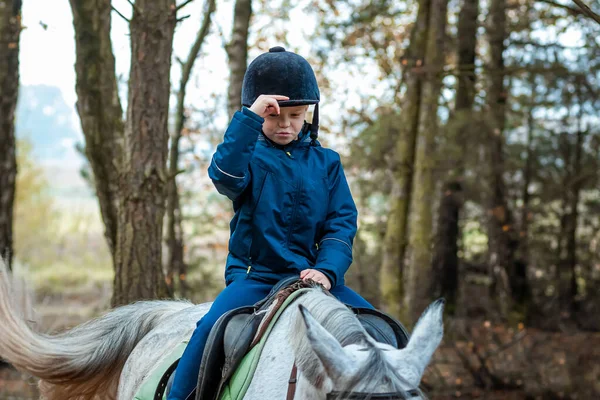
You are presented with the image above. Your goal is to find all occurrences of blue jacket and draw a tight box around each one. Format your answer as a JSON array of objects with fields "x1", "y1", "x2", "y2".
[{"x1": 208, "y1": 107, "x2": 358, "y2": 287}]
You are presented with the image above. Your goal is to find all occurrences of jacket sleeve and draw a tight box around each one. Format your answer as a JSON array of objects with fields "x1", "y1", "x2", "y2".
[
  {"x1": 208, "y1": 107, "x2": 264, "y2": 201},
  {"x1": 315, "y1": 152, "x2": 358, "y2": 288}
]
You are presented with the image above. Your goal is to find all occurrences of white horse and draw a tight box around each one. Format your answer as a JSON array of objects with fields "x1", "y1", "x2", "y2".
[{"x1": 0, "y1": 259, "x2": 444, "y2": 400}]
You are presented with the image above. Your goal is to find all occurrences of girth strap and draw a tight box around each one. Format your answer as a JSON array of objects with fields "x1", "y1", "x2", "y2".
[{"x1": 286, "y1": 363, "x2": 298, "y2": 400}]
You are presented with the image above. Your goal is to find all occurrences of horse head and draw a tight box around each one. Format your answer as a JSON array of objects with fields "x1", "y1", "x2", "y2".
[{"x1": 292, "y1": 298, "x2": 445, "y2": 399}]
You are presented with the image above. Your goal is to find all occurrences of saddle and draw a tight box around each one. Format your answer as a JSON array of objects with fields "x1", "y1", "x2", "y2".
[{"x1": 157, "y1": 278, "x2": 410, "y2": 400}]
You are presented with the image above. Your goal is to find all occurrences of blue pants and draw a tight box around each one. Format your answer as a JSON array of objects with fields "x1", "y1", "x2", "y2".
[{"x1": 167, "y1": 278, "x2": 373, "y2": 400}]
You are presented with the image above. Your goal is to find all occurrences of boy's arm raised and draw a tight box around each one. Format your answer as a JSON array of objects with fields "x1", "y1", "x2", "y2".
[
  {"x1": 314, "y1": 153, "x2": 358, "y2": 288},
  {"x1": 208, "y1": 107, "x2": 263, "y2": 201}
]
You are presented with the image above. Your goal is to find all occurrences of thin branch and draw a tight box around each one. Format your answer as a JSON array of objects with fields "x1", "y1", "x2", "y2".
[
  {"x1": 126, "y1": 0, "x2": 142, "y2": 15},
  {"x1": 167, "y1": 169, "x2": 188, "y2": 182},
  {"x1": 538, "y1": 0, "x2": 583, "y2": 15},
  {"x1": 111, "y1": 6, "x2": 130, "y2": 23},
  {"x1": 179, "y1": 0, "x2": 217, "y2": 95},
  {"x1": 177, "y1": 14, "x2": 191, "y2": 23},
  {"x1": 165, "y1": 0, "x2": 217, "y2": 297},
  {"x1": 176, "y1": 0, "x2": 195, "y2": 12},
  {"x1": 572, "y1": 0, "x2": 600, "y2": 25}
]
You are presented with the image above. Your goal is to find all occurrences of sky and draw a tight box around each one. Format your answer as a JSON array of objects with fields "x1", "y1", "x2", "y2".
[{"x1": 20, "y1": 0, "x2": 230, "y2": 130}]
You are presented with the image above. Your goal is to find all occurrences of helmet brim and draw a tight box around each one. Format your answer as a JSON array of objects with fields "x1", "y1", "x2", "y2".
[{"x1": 278, "y1": 99, "x2": 319, "y2": 107}]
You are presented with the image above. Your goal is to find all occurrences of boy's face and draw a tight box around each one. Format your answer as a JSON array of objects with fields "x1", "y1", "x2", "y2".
[{"x1": 262, "y1": 105, "x2": 308, "y2": 146}]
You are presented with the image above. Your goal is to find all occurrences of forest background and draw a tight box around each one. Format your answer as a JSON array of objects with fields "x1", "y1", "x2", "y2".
[{"x1": 1, "y1": 0, "x2": 600, "y2": 398}]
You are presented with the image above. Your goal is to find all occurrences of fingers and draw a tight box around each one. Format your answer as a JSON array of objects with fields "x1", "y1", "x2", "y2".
[
  {"x1": 265, "y1": 98, "x2": 281, "y2": 116},
  {"x1": 265, "y1": 95, "x2": 290, "y2": 100},
  {"x1": 250, "y1": 94, "x2": 290, "y2": 118},
  {"x1": 263, "y1": 95, "x2": 289, "y2": 115},
  {"x1": 301, "y1": 269, "x2": 330, "y2": 289},
  {"x1": 303, "y1": 271, "x2": 317, "y2": 281}
]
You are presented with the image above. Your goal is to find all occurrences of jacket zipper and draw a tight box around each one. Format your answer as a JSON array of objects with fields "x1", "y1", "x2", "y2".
[
  {"x1": 246, "y1": 167, "x2": 270, "y2": 279},
  {"x1": 286, "y1": 148, "x2": 301, "y2": 246},
  {"x1": 245, "y1": 255, "x2": 252, "y2": 278}
]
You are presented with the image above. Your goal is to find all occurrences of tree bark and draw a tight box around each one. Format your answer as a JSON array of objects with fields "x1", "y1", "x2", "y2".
[
  {"x1": 0, "y1": 0, "x2": 21, "y2": 270},
  {"x1": 485, "y1": 0, "x2": 514, "y2": 318},
  {"x1": 380, "y1": 0, "x2": 431, "y2": 320},
  {"x1": 166, "y1": 0, "x2": 217, "y2": 297},
  {"x1": 404, "y1": 0, "x2": 448, "y2": 324},
  {"x1": 455, "y1": 0, "x2": 479, "y2": 113},
  {"x1": 69, "y1": 0, "x2": 124, "y2": 260},
  {"x1": 112, "y1": 0, "x2": 177, "y2": 306},
  {"x1": 226, "y1": 0, "x2": 252, "y2": 119},
  {"x1": 431, "y1": 0, "x2": 478, "y2": 310}
]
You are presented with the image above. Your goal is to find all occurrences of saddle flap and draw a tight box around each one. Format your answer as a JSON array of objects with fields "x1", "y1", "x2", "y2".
[
  {"x1": 222, "y1": 313, "x2": 262, "y2": 380},
  {"x1": 196, "y1": 306, "x2": 256, "y2": 400}
]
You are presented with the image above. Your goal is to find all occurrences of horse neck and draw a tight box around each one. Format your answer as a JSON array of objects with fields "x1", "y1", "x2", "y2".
[
  {"x1": 245, "y1": 289, "x2": 338, "y2": 400},
  {"x1": 244, "y1": 298, "x2": 300, "y2": 399}
]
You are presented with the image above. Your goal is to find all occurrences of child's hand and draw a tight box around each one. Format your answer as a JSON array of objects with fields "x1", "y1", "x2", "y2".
[
  {"x1": 249, "y1": 94, "x2": 289, "y2": 118},
  {"x1": 300, "y1": 269, "x2": 331, "y2": 290}
]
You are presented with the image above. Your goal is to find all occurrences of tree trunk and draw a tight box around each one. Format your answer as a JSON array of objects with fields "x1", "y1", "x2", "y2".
[
  {"x1": 431, "y1": 182, "x2": 462, "y2": 309},
  {"x1": 514, "y1": 74, "x2": 535, "y2": 309},
  {"x1": 431, "y1": 0, "x2": 478, "y2": 310},
  {"x1": 112, "y1": 0, "x2": 177, "y2": 306},
  {"x1": 69, "y1": 0, "x2": 124, "y2": 260},
  {"x1": 565, "y1": 128, "x2": 583, "y2": 311},
  {"x1": 166, "y1": 0, "x2": 217, "y2": 297},
  {"x1": 226, "y1": 0, "x2": 252, "y2": 119},
  {"x1": 404, "y1": 0, "x2": 448, "y2": 324},
  {"x1": 485, "y1": 0, "x2": 514, "y2": 318},
  {"x1": 380, "y1": 0, "x2": 431, "y2": 320},
  {"x1": 0, "y1": 0, "x2": 21, "y2": 270},
  {"x1": 455, "y1": 0, "x2": 479, "y2": 113},
  {"x1": 557, "y1": 87, "x2": 585, "y2": 316}
]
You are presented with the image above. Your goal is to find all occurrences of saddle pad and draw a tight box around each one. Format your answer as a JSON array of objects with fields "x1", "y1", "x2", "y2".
[
  {"x1": 133, "y1": 341, "x2": 188, "y2": 400},
  {"x1": 219, "y1": 288, "x2": 311, "y2": 400}
]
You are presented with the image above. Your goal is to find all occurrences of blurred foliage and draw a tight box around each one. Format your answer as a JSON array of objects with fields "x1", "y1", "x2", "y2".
[{"x1": 13, "y1": 140, "x2": 112, "y2": 299}]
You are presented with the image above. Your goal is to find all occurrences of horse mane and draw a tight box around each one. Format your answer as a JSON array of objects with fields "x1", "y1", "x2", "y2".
[{"x1": 289, "y1": 287, "x2": 427, "y2": 399}]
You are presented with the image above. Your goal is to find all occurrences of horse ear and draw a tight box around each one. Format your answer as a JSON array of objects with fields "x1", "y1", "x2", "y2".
[
  {"x1": 298, "y1": 305, "x2": 354, "y2": 381},
  {"x1": 403, "y1": 298, "x2": 445, "y2": 378}
]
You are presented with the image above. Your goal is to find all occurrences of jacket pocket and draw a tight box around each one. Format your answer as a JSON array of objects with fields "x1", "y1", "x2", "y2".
[{"x1": 250, "y1": 167, "x2": 269, "y2": 213}]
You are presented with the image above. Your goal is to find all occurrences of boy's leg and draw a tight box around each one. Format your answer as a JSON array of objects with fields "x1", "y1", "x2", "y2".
[
  {"x1": 167, "y1": 279, "x2": 272, "y2": 400},
  {"x1": 329, "y1": 285, "x2": 375, "y2": 309}
]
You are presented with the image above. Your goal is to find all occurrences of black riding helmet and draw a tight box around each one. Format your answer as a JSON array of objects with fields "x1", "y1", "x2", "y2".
[{"x1": 241, "y1": 46, "x2": 321, "y2": 140}]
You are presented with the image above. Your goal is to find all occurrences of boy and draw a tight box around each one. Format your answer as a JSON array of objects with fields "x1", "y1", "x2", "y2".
[{"x1": 167, "y1": 46, "x2": 373, "y2": 400}]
